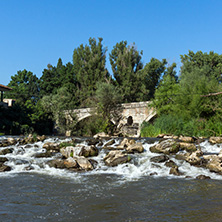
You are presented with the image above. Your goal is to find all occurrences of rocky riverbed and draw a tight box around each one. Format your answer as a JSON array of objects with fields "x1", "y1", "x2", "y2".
[{"x1": 1, "y1": 134, "x2": 222, "y2": 180}]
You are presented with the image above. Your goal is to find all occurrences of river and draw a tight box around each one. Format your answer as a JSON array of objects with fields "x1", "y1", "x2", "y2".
[{"x1": 1, "y1": 136, "x2": 222, "y2": 221}]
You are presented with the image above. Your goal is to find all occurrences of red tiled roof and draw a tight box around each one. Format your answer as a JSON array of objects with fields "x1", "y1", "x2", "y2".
[{"x1": 0, "y1": 84, "x2": 12, "y2": 91}]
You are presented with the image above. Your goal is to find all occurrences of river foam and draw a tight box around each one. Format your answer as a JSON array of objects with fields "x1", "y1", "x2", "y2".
[{"x1": 1, "y1": 136, "x2": 222, "y2": 181}]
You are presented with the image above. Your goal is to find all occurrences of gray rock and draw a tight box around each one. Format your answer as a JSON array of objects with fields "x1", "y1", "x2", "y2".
[{"x1": 150, "y1": 155, "x2": 169, "y2": 163}]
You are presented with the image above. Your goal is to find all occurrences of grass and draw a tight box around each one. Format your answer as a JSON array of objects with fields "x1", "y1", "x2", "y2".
[{"x1": 140, "y1": 114, "x2": 222, "y2": 137}]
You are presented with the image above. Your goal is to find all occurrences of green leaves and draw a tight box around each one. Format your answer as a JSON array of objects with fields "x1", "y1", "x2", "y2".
[
  {"x1": 109, "y1": 41, "x2": 144, "y2": 102},
  {"x1": 6, "y1": 69, "x2": 40, "y2": 105},
  {"x1": 73, "y1": 37, "x2": 108, "y2": 105},
  {"x1": 150, "y1": 50, "x2": 222, "y2": 137}
]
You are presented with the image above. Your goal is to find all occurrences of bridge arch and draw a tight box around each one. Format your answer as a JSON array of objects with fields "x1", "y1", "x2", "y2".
[{"x1": 65, "y1": 101, "x2": 156, "y2": 136}]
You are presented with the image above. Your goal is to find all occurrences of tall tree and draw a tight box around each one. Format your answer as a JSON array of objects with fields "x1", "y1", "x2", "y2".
[
  {"x1": 40, "y1": 58, "x2": 66, "y2": 96},
  {"x1": 180, "y1": 50, "x2": 222, "y2": 83},
  {"x1": 152, "y1": 70, "x2": 179, "y2": 115},
  {"x1": 4, "y1": 70, "x2": 53, "y2": 135},
  {"x1": 140, "y1": 58, "x2": 167, "y2": 100},
  {"x1": 109, "y1": 41, "x2": 145, "y2": 102},
  {"x1": 6, "y1": 69, "x2": 40, "y2": 105},
  {"x1": 73, "y1": 37, "x2": 108, "y2": 105},
  {"x1": 41, "y1": 86, "x2": 77, "y2": 135}
]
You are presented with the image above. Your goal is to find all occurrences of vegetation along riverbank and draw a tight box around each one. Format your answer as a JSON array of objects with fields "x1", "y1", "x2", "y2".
[{"x1": 1, "y1": 38, "x2": 222, "y2": 137}]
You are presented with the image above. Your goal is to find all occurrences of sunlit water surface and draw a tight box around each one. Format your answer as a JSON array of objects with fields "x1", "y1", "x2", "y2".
[{"x1": 1, "y1": 136, "x2": 222, "y2": 221}]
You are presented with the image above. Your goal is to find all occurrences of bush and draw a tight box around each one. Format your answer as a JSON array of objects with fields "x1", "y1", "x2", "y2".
[
  {"x1": 140, "y1": 122, "x2": 162, "y2": 137},
  {"x1": 141, "y1": 114, "x2": 222, "y2": 137}
]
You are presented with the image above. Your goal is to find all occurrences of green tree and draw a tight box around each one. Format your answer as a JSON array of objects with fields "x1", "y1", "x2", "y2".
[
  {"x1": 73, "y1": 37, "x2": 108, "y2": 105},
  {"x1": 140, "y1": 58, "x2": 167, "y2": 100},
  {"x1": 95, "y1": 82, "x2": 122, "y2": 124},
  {"x1": 41, "y1": 87, "x2": 77, "y2": 135},
  {"x1": 178, "y1": 66, "x2": 220, "y2": 119},
  {"x1": 4, "y1": 70, "x2": 53, "y2": 135},
  {"x1": 109, "y1": 41, "x2": 145, "y2": 102},
  {"x1": 40, "y1": 58, "x2": 66, "y2": 96},
  {"x1": 152, "y1": 72, "x2": 179, "y2": 115},
  {"x1": 180, "y1": 50, "x2": 222, "y2": 83},
  {"x1": 6, "y1": 69, "x2": 40, "y2": 105},
  {"x1": 149, "y1": 51, "x2": 222, "y2": 137}
]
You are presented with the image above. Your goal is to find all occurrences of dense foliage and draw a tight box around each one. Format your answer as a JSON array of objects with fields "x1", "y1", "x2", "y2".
[
  {"x1": 143, "y1": 51, "x2": 222, "y2": 137},
  {"x1": 1, "y1": 38, "x2": 222, "y2": 137}
]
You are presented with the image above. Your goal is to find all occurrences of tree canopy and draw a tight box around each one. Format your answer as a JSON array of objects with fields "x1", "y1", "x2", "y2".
[
  {"x1": 73, "y1": 37, "x2": 108, "y2": 106},
  {"x1": 2, "y1": 38, "x2": 222, "y2": 137}
]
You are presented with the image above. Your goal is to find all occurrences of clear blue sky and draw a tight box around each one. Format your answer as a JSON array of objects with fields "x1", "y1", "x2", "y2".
[{"x1": 1, "y1": 0, "x2": 222, "y2": 86}]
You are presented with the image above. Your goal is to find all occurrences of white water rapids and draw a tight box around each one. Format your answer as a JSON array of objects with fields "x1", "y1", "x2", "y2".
[{"x1": 1, "y1": 136, "x2": 222, "y2": 181}]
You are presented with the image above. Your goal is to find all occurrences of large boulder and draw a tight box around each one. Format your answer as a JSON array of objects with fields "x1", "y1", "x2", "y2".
[
  {"x1": 79, "y1": 145, "x2": 98, "y2": 157},
  {"x1": 175, "y1": 153, "x2": 189, "y2": 161},
  {"x1": 209, "y1": 137, "x2": 222, "y2": 144},
  {"x1": 150, "y1": 139, "x2": 179, "y2": 154},
  {"x1": 126, "y1": 142, "x2": 144, "y2": 153},
  {"x1": 75, "y1": 157, "x2": 93, "y2": 170},
  {"x1": 64, "y1": 157, "x2": 78, "y2": 169},
  {"x1": 104, "y1": 150, "x2": 131, "y2": 167},
  {"x1": 34, "y1": 151, "x2": 52, "y2": 158}
]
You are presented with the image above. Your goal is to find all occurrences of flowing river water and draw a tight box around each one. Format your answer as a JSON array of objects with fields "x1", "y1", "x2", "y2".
[{"x1": 1, "y1": 136, "x2": 222, "y2": 221}]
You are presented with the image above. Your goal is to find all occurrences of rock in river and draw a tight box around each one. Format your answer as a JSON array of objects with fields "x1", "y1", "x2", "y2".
[
  {"x1": 150, "y1": 155, "x2": 169, "y2": 163},
  {"x1": 126, "y1": 142, "x2": 144, "y2": 153},
  {"x1": 104, "y1": 150, "x2": 131, "y2": 167},
  {"x1": 150, "y1": 139, "x2": 179, "y2": 155}
]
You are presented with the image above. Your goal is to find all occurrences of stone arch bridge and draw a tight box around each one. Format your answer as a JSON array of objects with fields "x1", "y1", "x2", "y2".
[{"x1": 66, "y1": 101, "x2": 156, "y2": 136}]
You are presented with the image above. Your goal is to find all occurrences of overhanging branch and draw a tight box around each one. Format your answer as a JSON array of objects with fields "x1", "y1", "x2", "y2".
[{"x1": 200, "y1": 92, "x2": 222, "y2": 97}]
